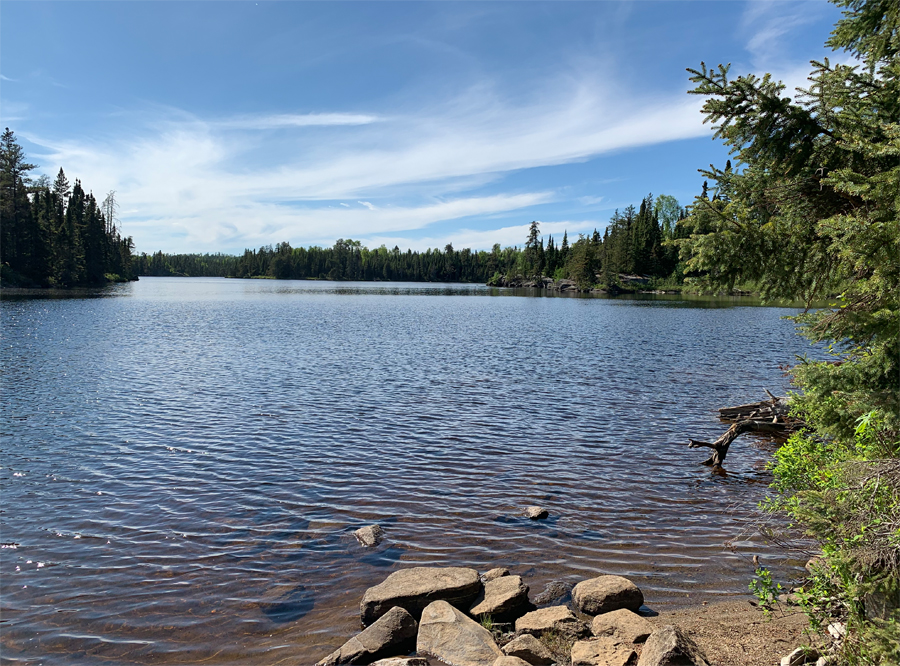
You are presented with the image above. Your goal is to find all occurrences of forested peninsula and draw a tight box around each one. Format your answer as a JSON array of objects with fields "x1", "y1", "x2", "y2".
[{"x1": 0, "y1": 129, "x2": 136, "y2": 288}]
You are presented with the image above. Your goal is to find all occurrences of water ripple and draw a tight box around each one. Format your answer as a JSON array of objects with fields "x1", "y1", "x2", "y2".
[{"x1": 1, "y1": 278, "x2": 819, "y2": 664}]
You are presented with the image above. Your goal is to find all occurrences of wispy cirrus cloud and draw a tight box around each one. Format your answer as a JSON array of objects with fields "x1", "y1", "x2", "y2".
[
  {"x1": 216, "y1": 112, "x2": 381, "y2": 130},
  {"x1": 23, "y1": 72, "x2": 708, "y2": 253}
]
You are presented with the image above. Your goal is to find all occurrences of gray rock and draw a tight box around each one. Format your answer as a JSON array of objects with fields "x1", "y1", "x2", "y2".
[
  {"x1": 777, "y1": 593, "x2": 802, "y2": 606},
  {"x1": 482, "y1": 568, "x2": 511, "y2": 583},
  {"x1": 471, "y1": 575, "x2": 530, "y2": 617},
  {"x1": 515, "y1": 605, "x2": 588, "y2": 638},
  {"x1": 591, "y1": 608, "x2": 654, "y2": 643},
  {"x1": 572, "y1": 576, "x2": 643, "y2": 615},
  {"x1": 354, "y1": 525, "x2": 385, "y2": 547},
  {"x1": 501, "y1": 634, "x2": 555, "y2": 665},
  {"x1": 571, "y1": 638, "x2": 637, "y2": 666},
  {"x1": 360, "y1": 567, "x2": 482, "y2": 626},
  {"x1": 524, "y1": 506, "x2": 548, "y2": 520},
  {"x1": 637, "y1": 626, "x2": 710, "y2": 666},
  {"x1": 493, "y1": 658, "x2": 532, "y2": 666},
  {"x1": 805, "y1": 556, "x2": 825, "y2": 573},
  {"x1": 416, "y1": 600, "x2": 503, "y2": 666},
  {"x1": 532, "y1": 580, "x2": 573, "y2": 606},
  {"x1": 780, "y1": 647, "x2": 820, "y2": 666},
  {"x1": 316, "y1": 606, "x2": 417, "y2": 665},
  {"x1": 370, "y1": 660, "x2": 430, "y2": 666}
]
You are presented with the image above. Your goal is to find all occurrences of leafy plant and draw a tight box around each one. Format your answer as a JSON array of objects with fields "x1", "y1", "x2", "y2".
[{"x1": 749, "y1": 566, "x2": 784, "y2": 616}]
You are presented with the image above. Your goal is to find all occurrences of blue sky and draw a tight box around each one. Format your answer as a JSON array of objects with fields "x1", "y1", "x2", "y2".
[{"x1": 2, "y1": 1, "x2": 843, "y2": 254}]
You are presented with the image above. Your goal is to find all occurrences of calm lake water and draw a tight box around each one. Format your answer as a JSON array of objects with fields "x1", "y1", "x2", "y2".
[{"x1": 1, "y1": 277, "x2": 818, "y2": 664}]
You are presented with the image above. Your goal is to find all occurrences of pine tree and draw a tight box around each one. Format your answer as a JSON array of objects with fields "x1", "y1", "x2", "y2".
[
  {"x1": 524, "y1": 221, "x2": 542, "y2": 277},
  {"x1": 0, "y1": 128, "x2": 37, "y2": 280},
  {"x1": 680, "y1": 1, "x2": 899, "y2": 656}
]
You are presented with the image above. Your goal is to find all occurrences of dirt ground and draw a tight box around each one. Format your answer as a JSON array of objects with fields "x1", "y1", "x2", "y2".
[{"x1": 646, "y1": 599, "x2": 823, "y2": 666}]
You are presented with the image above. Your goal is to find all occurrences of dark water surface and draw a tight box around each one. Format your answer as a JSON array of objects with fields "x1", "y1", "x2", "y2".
[{"x1": 1, "y1": 278, "x2": 817, "y2": 664}]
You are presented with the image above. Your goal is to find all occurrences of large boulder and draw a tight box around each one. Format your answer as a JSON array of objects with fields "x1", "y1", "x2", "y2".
[
  {"x1": 360, "y1": 567, "x2": 482, "y2": 626},
  {"x1": 370, "y1": 660, "x2": 429, "y2": 666},
  {"x1": 637, "y1": 626, "x2": 710, "y2": 666},
  {"x1": 571, "y1": 638, "x2": 637, "y2": 666},
  {"x1": 493, "y1": 658, "x2": 532, "y2": 666},
  {"x1": 416, "y1": 600, "x2": 503, "y2": 666},
  {"x1": 316, "y1": 606, "x2": 417, "y2": 665},
  {"x1": 501, "y1": 634, "x2": 555, "y2": 665},
  {"x1": 591, "y1": 609, "x2": 654, "y2": 643},
  {"x1": 572, "y1": 576, "x2": 643, "y2": 616},
  {"x1": 471, "y1": 575, "x2": 530, "y2": 618},
  {"x1": 514, "y1": 605, "x2": 588, "y2": 638}
]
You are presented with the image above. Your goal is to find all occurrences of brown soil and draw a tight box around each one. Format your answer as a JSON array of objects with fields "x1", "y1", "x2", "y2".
[{"x1": 646, "y1": 599, "x2": 824, "y2": 666}]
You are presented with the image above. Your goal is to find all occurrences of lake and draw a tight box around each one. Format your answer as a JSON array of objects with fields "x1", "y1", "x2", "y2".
[{"x1": 1, "y1": 277, "x2": 817, "y2": 664}]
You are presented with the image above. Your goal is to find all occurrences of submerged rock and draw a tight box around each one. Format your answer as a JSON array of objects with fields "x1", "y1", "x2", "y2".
[
  {"x1": 416, "y1": 600, "x2": 503, "y2": 666},
  {"x1": 572, "y1": 575, "x2": 643, "y2": 615},
  {"x1": 316, "y1": 606, "x2": 417, "y2": 665},
  {"x1": 354, "y1": 524, "x2": 385, "y2": 547},
  {"x1": 360, "y1": 566, "x2": 482, "y2": 625},
  {"x1": 524, "y1": 506, "x2": 548, "y2": 520}
]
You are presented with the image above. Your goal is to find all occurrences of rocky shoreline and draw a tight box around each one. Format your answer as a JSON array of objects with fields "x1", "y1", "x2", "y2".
[
  {"x1": 314, "y1": 522, "x2": 837, "y2": 666},
  {"x1": 486, "y1": 274, "x2": 680, "y2": 296}
]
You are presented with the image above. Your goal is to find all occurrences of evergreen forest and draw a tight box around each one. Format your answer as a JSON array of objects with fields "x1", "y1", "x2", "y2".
[
  {"x1": 0, "y1": 129, "x2": 136, "y2": 287},
  {"x1": 133, "y1": 193, "x2": 687, "y2": 288}
]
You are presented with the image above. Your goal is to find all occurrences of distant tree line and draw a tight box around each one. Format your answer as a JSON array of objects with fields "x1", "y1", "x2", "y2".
[
  {"x1": 136, "y1": 193, "x2": 687, "y2": 286},
  {"x1": 0, "y1": 128, "x2": 136, "y2": 287}
]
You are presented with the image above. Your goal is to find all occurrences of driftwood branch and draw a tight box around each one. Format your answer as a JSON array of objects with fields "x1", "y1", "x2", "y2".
[{"x1": 688, "y1": 392, "x2": 804, "y2": 467}]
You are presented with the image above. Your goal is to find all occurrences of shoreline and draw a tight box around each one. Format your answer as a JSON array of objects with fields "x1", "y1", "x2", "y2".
[{"x1": 644, "y1": 599, "x2": 816, "y2": 666}]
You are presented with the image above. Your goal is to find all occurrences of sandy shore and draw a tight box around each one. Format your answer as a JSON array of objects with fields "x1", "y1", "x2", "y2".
[{"x1": 646, "y1": 599, "x2": 818, "y2": 666}]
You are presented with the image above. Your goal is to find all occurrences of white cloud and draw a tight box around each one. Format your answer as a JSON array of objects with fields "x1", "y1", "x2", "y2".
[
  {"x1": 216, "y1": 112, "x2": 381, "y2": 130},
  {"x1": 24, "y1": 72, "x2": 709, "y2": 253}
]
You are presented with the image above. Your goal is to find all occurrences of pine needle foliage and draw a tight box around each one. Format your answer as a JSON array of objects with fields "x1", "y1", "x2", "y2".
[{"x1": 677, "y1": 1, "x2": 899, "y2": 662}]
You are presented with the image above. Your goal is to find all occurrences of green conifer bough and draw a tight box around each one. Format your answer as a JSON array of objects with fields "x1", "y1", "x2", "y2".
[{"x1": 678, "y1": 1, "x2": 899, "y2": 661}]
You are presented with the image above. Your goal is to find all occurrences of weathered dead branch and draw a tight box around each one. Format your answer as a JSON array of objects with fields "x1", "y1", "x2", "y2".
[{"x1": 688, "y1": 391, "x2": 804, "y2": 467}]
